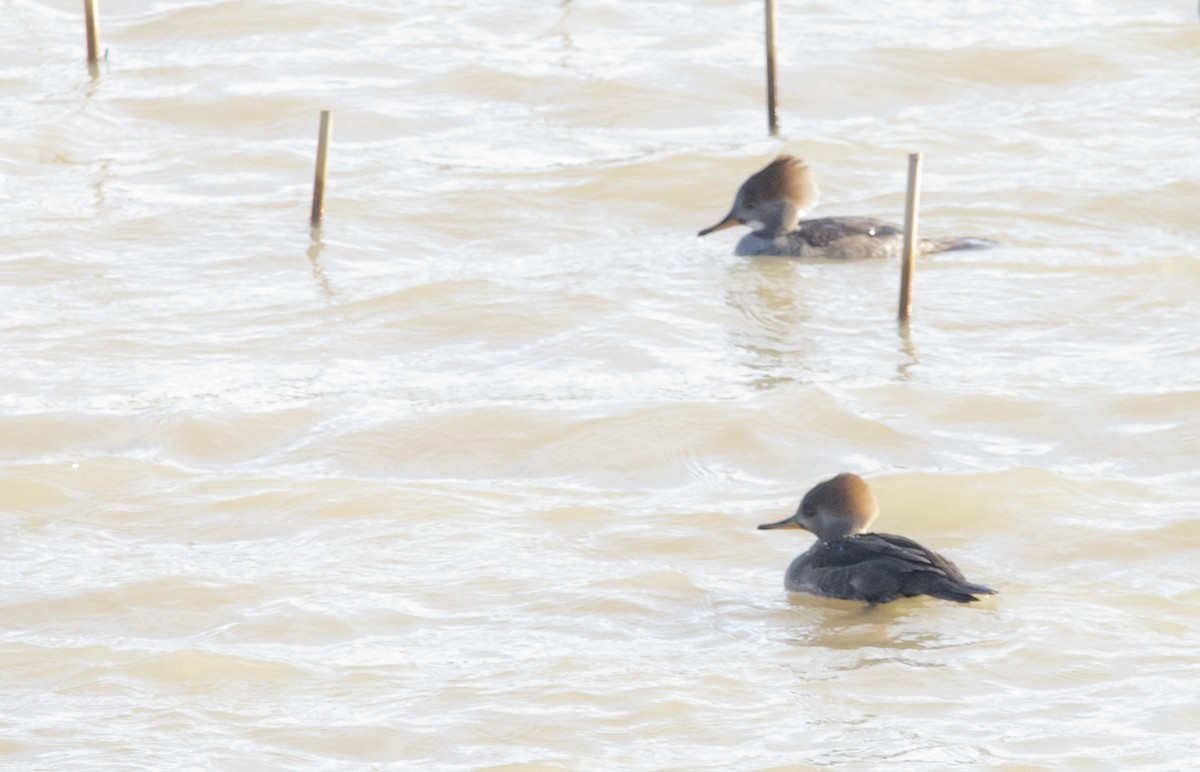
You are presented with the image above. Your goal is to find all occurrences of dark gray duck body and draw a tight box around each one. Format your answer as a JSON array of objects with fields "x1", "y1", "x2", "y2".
[{"x1": 783, "y1": 532, "x2": 996, "y2": 604}]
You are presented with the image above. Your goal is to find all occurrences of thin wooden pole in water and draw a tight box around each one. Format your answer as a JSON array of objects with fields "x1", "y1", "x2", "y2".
[
  {"x1": 83, "y1": 0, "x2": 100, "y2": 64},
  {"x1": 897, "y1": 152, "x2": 923, "y2": 325},
  {"x1": 764, "y1": 0, "x2": 779, "y2": 136},
  {"x1": 310, "y1": 110, "x2": 332, "y2": 226}
]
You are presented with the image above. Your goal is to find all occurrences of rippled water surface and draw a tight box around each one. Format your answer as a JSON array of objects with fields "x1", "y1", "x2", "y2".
[{"x1": 3, "y1": 0, "x2": 1200, "y2": 768}]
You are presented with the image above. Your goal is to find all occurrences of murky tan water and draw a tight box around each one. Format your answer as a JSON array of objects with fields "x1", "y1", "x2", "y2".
[{"x1": 3, "y1": 0, "x2": 1200, "y2": 768}]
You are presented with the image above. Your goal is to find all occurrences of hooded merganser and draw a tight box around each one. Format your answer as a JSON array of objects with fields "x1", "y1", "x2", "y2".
[
  {"x1": 700, "y1": 155, "x2": 992, "y2": 258},
  {"x1": 758, "y1": 473, "x2": 996, "y2": 604}
]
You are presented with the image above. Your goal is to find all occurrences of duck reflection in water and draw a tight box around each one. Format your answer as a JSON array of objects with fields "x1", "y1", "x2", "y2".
[{"x1": 759, "y1": 473, "x2": 996, "y2": 605}]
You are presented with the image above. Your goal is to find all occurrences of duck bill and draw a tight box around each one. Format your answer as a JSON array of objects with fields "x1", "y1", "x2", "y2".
[
  {"x1": 698, "y1": 212, "x2": 742, "y2": 237},
  {"x1": 757, "y1": 515, "x2": 803, "y2": 531}
]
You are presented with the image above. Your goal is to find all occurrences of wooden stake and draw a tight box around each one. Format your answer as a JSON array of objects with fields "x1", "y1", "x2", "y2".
[
  {"x1": 897, "y1": 152, "x2": 922, "y2": 324},
  {"x1": 764, "y1": 0, "x2": 779, "y2": 136},
  {"x1": 310, "y1": 110, "x2": 332, "y2": 226},
  {"x1": 84, "y1": 0, "x2": 100, "y2": 64}
]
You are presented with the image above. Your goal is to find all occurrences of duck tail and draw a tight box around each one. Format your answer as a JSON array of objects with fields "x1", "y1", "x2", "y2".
[
  {"x1": 921, "y1": 236, "x2": 998, "y2": 254},
  {"x1": 923, "y1": 578, "x2": 998, "y2": 604}
]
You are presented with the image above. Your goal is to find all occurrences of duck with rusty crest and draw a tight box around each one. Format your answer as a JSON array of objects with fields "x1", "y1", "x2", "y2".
[
  {"x1": 700, "y1": 155, "x2": 993, "y2": 258},
  {"x1": 758, "y1": 473, "x2": 996, "y2": 604}
]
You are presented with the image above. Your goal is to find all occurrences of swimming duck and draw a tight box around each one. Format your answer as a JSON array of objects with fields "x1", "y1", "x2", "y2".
[
  {"x1": 699, "y1": 155, "x2": 991, "y2": 258},
  {"x1": 757, "y1": 472, "x2": 996, "y2": 604}
]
